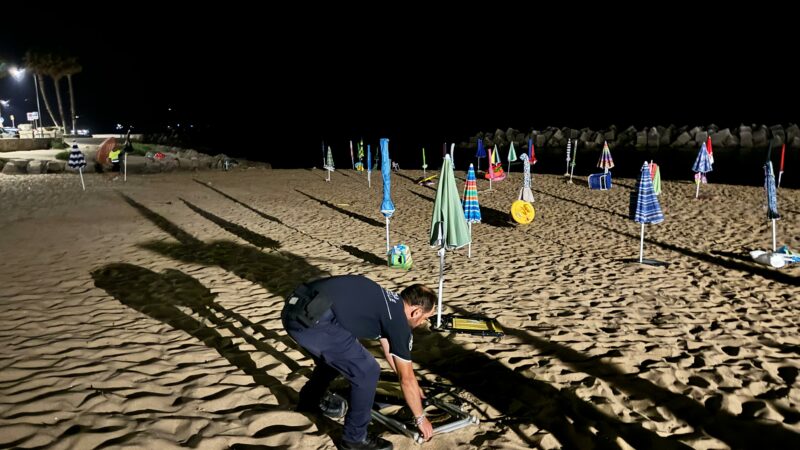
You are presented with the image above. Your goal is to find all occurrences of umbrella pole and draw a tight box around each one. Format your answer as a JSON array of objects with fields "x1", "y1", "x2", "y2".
[
  {"x1": 124, "y1": 153, "x2": 127, "y2": 182},
  {"x1": 772, "y1": 219, "x2": 777, "y2": 252},
  {"x1": 569, "y1": 164, "x2": 575, "y2": 184},
  {"x1": 695, "y1": 181, "x2": 700, "y2": 199},
  {"x1": 79, "y1": 167, "x2": 85, "y2": 191},
  {"x1": 368, "y1": 172, "x2": 371, "y2": 188},
  {"x1": 437, "y1": 246, "x2": 445, "y2": 328},
  {"x1": 386, "y1": 218, "x2": 390, "y2": 253},
  {"x1": 468, "y1": 222, "x2": 472, "y2": 258},
  {"x1": 778, "y1": 171, "x2": 783, "y2": 188},
  {"x1": 639, "y1": 223, "x2": 645, "y2": 263},
  {"x1": 326, "y1": 169, "x2": 330, "y2": 182}
]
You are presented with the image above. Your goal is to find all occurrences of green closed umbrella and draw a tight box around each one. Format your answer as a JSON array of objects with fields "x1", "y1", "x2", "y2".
[{"x1": 430, "y1": 154, "x2": 471, "y2": 328}]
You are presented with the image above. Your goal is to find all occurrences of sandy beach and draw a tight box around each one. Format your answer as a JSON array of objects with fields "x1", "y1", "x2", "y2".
[{"x1": 1, "y1": 167, "x2": 798, "y2": 449}]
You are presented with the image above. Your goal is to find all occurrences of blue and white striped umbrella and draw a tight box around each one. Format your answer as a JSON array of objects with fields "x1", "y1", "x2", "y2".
[
  {"x1": 635, "y1": 162, "x2": 664, "y2": 224},
  {"x1": 67, "y1": 143, "x2": 86, "y2": 169},
  {"x1": 692, "y1": 142, "x2": 713, "y2": 174}
]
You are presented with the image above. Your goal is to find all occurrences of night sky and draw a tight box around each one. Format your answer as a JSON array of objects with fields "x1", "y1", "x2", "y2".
[{"x1": 1, "y1": 12, "x2": 795, "y2": 168}]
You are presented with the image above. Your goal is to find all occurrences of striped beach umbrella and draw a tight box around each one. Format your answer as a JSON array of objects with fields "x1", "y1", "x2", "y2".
[
  {"x1": 692, "y1": 142, "x2": 713, "y2": 198},
  {"x1": 597, "y1": 140, "x2": 615, "y2": 173},
  {"x1": 706, "y1": 134, "x2": 715, "y2": 165},
  {"x1": 649, "y1": 161, "x2": 662, "y2": 195},
  {"x1": 528, "y1": 137, "x2": 536, "y2": 164},
  {"x1": 67, "y1": 141, "x2": 87, "y2": 191},
  {"x1": 778, "y1": 143, "x2": 786, "y2": 188},
  {"x1": 380, "y1": 138, "x2": 395, "y2": 252},
  {"x1": 462, "y1": 163, "x2": 481, "y2": 258},
  {"x1": 634, "y1": 162, "x2": 664, "y2": 263}
]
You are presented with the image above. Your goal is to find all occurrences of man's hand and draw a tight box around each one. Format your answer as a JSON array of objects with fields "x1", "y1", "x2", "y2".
[{"x1": 418, "y1": 416, "x2": 433, "y2": 441}]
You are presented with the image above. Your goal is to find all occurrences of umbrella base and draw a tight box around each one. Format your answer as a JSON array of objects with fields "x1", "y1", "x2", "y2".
[{"x1": 621, "y1": 258, "x2": 669, "y2": 267}]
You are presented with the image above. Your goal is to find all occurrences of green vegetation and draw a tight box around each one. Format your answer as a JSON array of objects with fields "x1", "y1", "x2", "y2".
[
  {"x1": 50, "y1": 139, "x2": 69, "y2": 149},
  {"x1": 131, "y1": 142, "x2": 152, "y2": 156},
  {"x1": 55, "y1": 150, "x2": 69, "y2": 160}
]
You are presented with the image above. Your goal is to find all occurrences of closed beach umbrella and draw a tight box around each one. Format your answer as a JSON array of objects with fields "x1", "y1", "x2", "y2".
[
  {"x1": 649, "y1": 161, "x2": 662, "y2": 195},
  {"x1": 430, "y1": 154, "x2": 470, "y2": 328},
  {"x1": 564, "y1": 138, "x2": 572, "y2": 176},
  {"x1": 634, "y1": 162, "x2": 664, "y2": 263},
  {"x1": 67, "y1": 141, "x2": 87, "y2": 191},
  {"x1": 475, "y1": 138, "x2": 486, "y2": 172},
  {"x1": 778, "y1": 143, "x2": 786, "y2": 188},
  {"x1": 706, "y1": 134, "x2": 715, "y2": 165},
  {"x1": 518, "y1": 153, "x2": 534, "y2": 203},
  {"x1": 380, "y1": 138, "x2": 395, "y2": 252},
  {"x1": 692, "y1": 142, "x2": 713, "y2": 198},
  {"x1": 765, "y1": 157, "x2": 781, "y2": 251},
  {"x1": 324, "y1": 145, "x2": 335, "y2": 182},
  {"x1": 507, "y1": 142, "x2": 517, "y2": 173},
  {"x1": 597, "y1": 140, "x2": 614, "y2": 173},
  {"x1": 529, "y1": 138, "x2": 537, "y2": 165},
  {"x1": 422, "y1": 147, "x2": 428, "y2": 176},
  {"x1": 462, "y1": 163, "x2": 481, "y2": 258},
  {"x1": 367, "y1": 144, "x2": 372, "y2": 188}
]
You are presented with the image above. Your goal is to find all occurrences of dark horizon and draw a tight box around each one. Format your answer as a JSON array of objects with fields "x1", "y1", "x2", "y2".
[{"x1": 1, "y1": 15, "x2": 796, "y2": 168}]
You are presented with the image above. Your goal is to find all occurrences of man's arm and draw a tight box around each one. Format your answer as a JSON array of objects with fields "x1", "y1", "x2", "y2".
[
  {"x1": 393, "y1": 356, "x2": 433, "y2": 441},
  {"x1": 379, "y1": 338, "x2": 397, "y2": 372}
]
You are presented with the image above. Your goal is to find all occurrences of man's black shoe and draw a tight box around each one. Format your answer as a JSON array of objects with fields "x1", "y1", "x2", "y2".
[
  {"x1": 295, "y1": 391, "x2": 348, "y2": 419},
  {"x1": 337, "y1": 434, "x2": 393, "y2": 450}
]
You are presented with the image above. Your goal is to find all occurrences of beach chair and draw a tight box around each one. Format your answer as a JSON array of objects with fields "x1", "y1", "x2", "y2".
[{"x1": 588, "y1": 172, "x2": 612, "y2": 190}]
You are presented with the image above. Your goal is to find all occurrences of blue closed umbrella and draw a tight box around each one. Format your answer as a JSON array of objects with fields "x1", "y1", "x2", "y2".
[
  {"x1": 475, "y1": 138, "x2": 486, "y2": 172},
  {"x1": 367, "y1": 144, "x2": 372, "y2": 188},
  {"x1": 635, "y1": 162, "x2": 664, "y2": 263},
  {"x1": 692, "y1": 142, "x2": 713, "y2": 198},
  {"x1": 765, "y1": 158, "x2": 780, "y2": 251},
  {"x1": 380, "y1": 138, "x2": 394, "y2": 252}
]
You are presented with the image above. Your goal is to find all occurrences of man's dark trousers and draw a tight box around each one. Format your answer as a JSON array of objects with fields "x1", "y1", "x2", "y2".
[{"x1": 284, "y1": 309, "x2": 381, "y2": 443}]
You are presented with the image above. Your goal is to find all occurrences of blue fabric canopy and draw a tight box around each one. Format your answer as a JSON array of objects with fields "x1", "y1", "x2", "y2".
[
  {"x1": 635, "y1": 162, "x2": 664, "y2": 224},
  {"x1": 380, "y1": 138, "x2": 394, "y2": 218}
]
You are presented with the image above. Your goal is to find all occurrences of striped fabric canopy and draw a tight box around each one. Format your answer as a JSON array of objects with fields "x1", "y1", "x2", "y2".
[
  {"x1": 67, "y1": 143, "x2": 86, "y2": 169},
  {"x1": 692, "y1": 143, "x2": 713, "y2": 174},
  {"x1": 597, "y1": 141, "x2": 615, "y2": 171},
  {"x1": 462, "y1": 164, "x2": 481, "y2": 223},
  {"x1": 635, "y1": 162, "x2": 664, "y2": 224}
]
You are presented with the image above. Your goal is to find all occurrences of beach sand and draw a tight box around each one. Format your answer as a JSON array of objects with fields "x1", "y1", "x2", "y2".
[{"x1": 1, "y1": 167, "x2": 798, "y2": 449}]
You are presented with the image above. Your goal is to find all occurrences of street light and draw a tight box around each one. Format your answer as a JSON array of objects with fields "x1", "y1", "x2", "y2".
[{"x1": 9, "y1": 67, "x2": 43, "y2": 137}]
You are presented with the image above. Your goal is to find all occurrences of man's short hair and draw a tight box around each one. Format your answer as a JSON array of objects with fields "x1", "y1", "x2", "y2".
[{"x1": 400, "y1": 284, "x2": 436, "y2": 312}]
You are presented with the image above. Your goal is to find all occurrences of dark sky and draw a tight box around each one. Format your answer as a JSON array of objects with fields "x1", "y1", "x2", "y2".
[{"x1": 1, "y1": 11, "x2": 795, "y2": 166}]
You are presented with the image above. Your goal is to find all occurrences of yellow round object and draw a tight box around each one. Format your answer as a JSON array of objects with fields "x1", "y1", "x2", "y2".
[{"x1": 511, "y1": 200, "x2": 535, "y2": 224}]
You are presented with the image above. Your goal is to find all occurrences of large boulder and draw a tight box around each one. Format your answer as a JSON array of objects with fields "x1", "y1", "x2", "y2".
[
  {"x1": 647, "y1": 128, "x2": 660, "y2": 147},
  {"x1": 46, "y1": 160, "x2": 66, "y2": 173},
  {"x1": 786, "y1": 124, "x2": 800, "y2": 143},
  {"x1": 791, "y1": 136, "x2": 800, "y2": 149},
  {"x1": 725, "y1": 134, "x2": 739, "y2": 147},
  {"x1": 659, "y1": 127, "x2": 672, "y2": 146},
  {"x1": 604, "y1": 128, "x2": 616, "y2": 141},
  {"x1": 635, "y1": 130, "x2": 647, "y2": 147},
  {"x1": 2, "y1": 160, "x2": 25, "y2": 174},
  {"x1": 752, "y1": 126, "x2": 769, "y2": 147},
  {"x1": 672, "y1": 131, "x2": 692, "y2": 147},
  {"x1": 27, "y1": 160, "x2": 45, "y2": 174},
  {"x1": 535, "y1": 134, "x2": 547, "y2": 148},
  {"x1": 770, "y1": 125, "x2": 785, "y2": 145},
  {"x1": 712, "y1": 129, "x2": 732, "y2": 147},
  {"x1": 740, "y1": 129, "x2": 754, "y2": 148},
  {"x1": 695, "y1": 130, "x2": 708, "y2": 144}
]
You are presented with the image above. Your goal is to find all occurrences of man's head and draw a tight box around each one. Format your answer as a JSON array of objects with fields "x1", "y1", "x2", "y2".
[{"x1": 400, "y1": 284, "x2": 436, "y2": 328}]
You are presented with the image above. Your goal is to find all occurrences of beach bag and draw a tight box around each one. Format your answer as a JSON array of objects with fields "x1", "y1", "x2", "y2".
[{"x1": 388, "y1": 244, "x2": 412, "y2": 270}]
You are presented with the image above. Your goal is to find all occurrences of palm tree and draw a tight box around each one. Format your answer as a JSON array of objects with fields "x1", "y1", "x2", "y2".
[
  {"x1": 24, "y1": 51, "x2": 60, "y2": 129},
  {"x1": 63, "y1": 57, "x2": 82, "y2": 134},
  {"x1": 46, "y1": 54, "x2": 70, "y2": 134}
]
